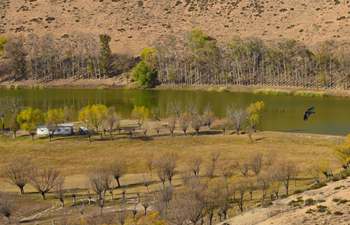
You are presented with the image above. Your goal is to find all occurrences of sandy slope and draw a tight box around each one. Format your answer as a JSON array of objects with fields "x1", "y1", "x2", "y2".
[
  {"x1": 221, "y1": 177, "x2": 350, "y2": 225},
  {"x1": 1, "y1": 0, "x2": 350, "y2": 54}
]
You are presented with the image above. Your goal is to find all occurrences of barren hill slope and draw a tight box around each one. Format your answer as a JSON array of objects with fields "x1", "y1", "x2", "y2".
[
  {"x1": 221, "y1": 177, "x2": 350, "y2": 225},
  {"x1": 1, "y1": 0, "x2": 350, "y2": 54}
]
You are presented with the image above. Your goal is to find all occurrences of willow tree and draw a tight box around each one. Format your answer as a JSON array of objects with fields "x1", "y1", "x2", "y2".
[
  {"x1": 45, "y1": 108, "x2": 65, "y2": 141},
  {"x1": 17, "y1": 108, "x2": 44, "y2": 140},
  {"x1": 79, "y1": 104, "x2": 108, "y2": 139}
]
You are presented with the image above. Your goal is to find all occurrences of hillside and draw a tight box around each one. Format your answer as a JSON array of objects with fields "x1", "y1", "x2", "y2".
[
  {"x1": 1, "y1": 0, "x2": 350, "y2": 54},
  {"x1": 221, "y1": 176, "x2": 350, "y2": 225}
]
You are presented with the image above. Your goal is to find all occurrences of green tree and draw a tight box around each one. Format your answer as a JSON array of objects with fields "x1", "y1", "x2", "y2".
[
  {"x1": 99, "y1": 34, "x2": 113, "y2": 77},
  {"x1": 4, "y1": 37, "x2": 27, "y2": 80},
  {"x1": 132, "y1": 61, "x2": 157, "y2": 88},
  {"x1": 17, "y1": 108, "x2": 44, "y2": 140},
  {"x1": 132, "y1": 48, "x2": 158, "y2": 88},
  {"x1": 45, "y1": 108, "x2": 65, "y2": 141},
  {"x1": 79, "y1": 104, "x2": 108, "y2": 139}
]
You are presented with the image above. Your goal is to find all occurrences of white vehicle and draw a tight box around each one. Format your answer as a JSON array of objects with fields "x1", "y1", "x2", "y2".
[
  {"x1": 36, "y1": 126, "x2": 50, "y2": 136},
  {"x1": 36, "y1": 124, "x2": 74, "y2": 137}
]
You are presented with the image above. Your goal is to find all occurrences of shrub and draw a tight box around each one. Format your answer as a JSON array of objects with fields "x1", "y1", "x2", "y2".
[
  {"x1": 0, "y1": 36, "x2": 7, "y2": 57},
  {"x1": 304, "y1": 198, "x2": 316, "y2": 206}
]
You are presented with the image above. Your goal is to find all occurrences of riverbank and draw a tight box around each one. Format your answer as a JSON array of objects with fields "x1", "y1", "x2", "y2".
[{"x1": 2, "y1": 78, "x2": 350, "y2": 98}]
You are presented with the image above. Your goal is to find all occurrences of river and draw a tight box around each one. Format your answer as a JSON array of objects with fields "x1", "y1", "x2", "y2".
[{"x1": 0, "y1": 88, "x2": 349, "y2": 135}]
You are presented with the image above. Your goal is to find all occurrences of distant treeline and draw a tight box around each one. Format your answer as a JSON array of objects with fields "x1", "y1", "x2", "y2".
[
  {"x1": 1, "y1": 30, "x2": 350, "y2": 89},
  {"x1": 0, "y1": 33, "x2": 138, "y2": 81}
]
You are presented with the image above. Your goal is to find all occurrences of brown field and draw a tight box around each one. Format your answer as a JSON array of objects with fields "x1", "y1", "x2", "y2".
[
  {"x1": 0, "y1": 129, "x2": 344, "y2": 224},
  {"x1": 0, "y1": 130, "x2": 342, "y2": 191}
]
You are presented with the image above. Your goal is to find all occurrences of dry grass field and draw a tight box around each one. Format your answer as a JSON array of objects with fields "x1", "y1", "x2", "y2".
[
  {"x1": 0, "y1": 129, "x2": 345, "y2": 224},
  {"x1": 0, "y1": 130, "x2": 342, "y2": 191}
]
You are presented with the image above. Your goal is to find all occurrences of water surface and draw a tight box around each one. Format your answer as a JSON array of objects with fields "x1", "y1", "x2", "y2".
[{"x1": 0, "y1": 88, "x2": 349, "y2": 135}]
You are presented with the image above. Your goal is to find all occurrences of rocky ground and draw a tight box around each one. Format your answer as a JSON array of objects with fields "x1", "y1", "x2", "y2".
[
  {"x1": 221, "y1": 177, "x2": 350, "y2": 225},
  {"x1": 1, "y1": 0, "x2": 350, "y2": 54}
]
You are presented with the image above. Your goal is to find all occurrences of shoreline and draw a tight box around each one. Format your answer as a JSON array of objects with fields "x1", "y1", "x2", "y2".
[{"x1": 2, "y1": 79, "x2": 350, "y2": 98}]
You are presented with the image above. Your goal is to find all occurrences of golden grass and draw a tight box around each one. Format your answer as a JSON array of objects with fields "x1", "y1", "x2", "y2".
[{"x1": 0, "y1": 131, "x2": 342, "y2": 192}]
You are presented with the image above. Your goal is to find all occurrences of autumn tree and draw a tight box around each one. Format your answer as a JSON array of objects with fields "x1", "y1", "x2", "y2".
[
  {"x1": 227, "y1": 107, "x2": 246, "y2": 135},
  {"x1": 179, "y1": 113, "x2": 191, "y2": 135},
  {"x1": 89, "y1": 168, "x2": 113, "y2": 215},
  {"x1": 246, "y1": 101, "x2": 265, "y2": 131},
  {"x1": 4, "y1": 36, "x2": 27, "y2": 80},
  {"x1": 206, "y1": 152, "x2": 220, "y2": 178},
  {"x1": 103, "y1": 106, "x2": 120, "y2": 138},
  {"x1": 191, "y1": 112, "x2": 202, "y2": 135},
  {"x1": 275, "y1": 161, "x2": 298, "y2": 195},
  {"x1": 54, "y1": 177, "x2": 65, "y2": 207},
  {"x1": 4, "y1": 157, "x2": 32, "y2": 194},
  {"x1": 250, "y1": 153, "x2": 263, "y2": 176},
  {"x1": 110, "y1": 159, "x2": 127, "y2": 188},
  {"x1": 79, "y1": 104, "x2": 108, "y2": 138},
  {"x1": 45, "y1": 108, "x2": 65, "y2": 141},
  {"x1": 335, "y1": 134, "x2": 350, "y2": 169},
  {"x1": 154, "y1": 152, "x2": 177, "y2": 184},
  {"x1": 29, "y1": 167, "x2": 62, "y2": 200},
  {"x1": 17, "y1": 108, "x2": 44, "y2": 140},
  {"x1": 187, "y1": 155, "x2": 202, "y2": 176}
]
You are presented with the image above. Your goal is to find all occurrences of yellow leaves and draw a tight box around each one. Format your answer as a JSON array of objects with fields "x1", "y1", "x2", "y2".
[
  {"x1": 335, "y1": 135, "x2": 350, "y2": 166},
  {"x1": 16, "y1": 107, "x2": 44, "y2": 132},
  {"x1": 140, "y1": 47, "x2": 158, "y2": 70},
  {"x1": 246, "y1": 101, "x2": 265, "y2": 128},
  {"x1": 131, "y1": 106, "x2": 151, "y2": 121},
  {"x1": 78, "y1": 104, "x2": 108, "y2": 130},
  {"x1": 46, "y1": 108, "x2": 65, "y2": 126}
]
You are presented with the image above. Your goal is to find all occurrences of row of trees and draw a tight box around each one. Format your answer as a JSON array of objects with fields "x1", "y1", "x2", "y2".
[
  {"x1": 2, "y1": 31, "x2": 350, "y2": 89},
  {"x1": 0, "y1": 99, "x2": 265, "y2": 141},
  {"x1": 0, "y1": 33, "x2": 136, "y2": 81},
  {"x1": 1, "y1": 151, "x2": 299, "y2": 225},
  {"x1": 155, "y1": 29, "x2": 350, "y2": 89}
]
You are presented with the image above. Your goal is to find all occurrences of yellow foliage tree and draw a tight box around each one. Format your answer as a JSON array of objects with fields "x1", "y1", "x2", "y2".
[
  {"x1": 45, "y1": 108, "x2": 65, "y2": 141},
  {"x1": 79, "y1": 104, "x2": 108, "y2": 133},
  {"x1": 246, "y1": 101, "x2": 265, "y2": 131},
  {"x1": 335, "y1": 134, "x2": 350, "y2": 169},
  {"x1": 17, "y1": 107, "x2": 44, "y2": 140},
  {"x1": 131, "y1": 106, "x2": 151, "y2": 126}
]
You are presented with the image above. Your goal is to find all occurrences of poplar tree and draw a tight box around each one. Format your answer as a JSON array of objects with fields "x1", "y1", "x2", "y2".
[{"x1": 99, "y1": 34, "x2": 113, "y2": 78}]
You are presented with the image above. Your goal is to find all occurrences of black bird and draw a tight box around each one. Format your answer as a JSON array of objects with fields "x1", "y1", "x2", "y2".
[{"x1": 303, "y1": 106, "x2": 315, "y2": 121}]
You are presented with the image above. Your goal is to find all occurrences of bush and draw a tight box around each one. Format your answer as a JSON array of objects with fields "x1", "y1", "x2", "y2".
[
  {"x1": 0, "y1": 36, "x2": 7, "y2": 57},
  {"x1": 132, "y1": 61, "x2": 157, "y2": 88},
  {"x1": 304, "y1": 198, "x2": 316, "y2": 206}
]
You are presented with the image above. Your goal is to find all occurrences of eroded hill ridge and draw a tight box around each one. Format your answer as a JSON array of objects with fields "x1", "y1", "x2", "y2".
[{"x1": 1, "y1": 0, "x2": 350, "y2": 54}]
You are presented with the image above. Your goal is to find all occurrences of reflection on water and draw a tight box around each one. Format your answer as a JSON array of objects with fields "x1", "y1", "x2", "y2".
[{"x1": 0, "y1": 88, "x2": 349, "y2": 135}]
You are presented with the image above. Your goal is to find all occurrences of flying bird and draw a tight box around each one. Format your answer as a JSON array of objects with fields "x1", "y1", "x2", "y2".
[{"x1": 303, "y1": 106, "x2": 315, "y2": 121}]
